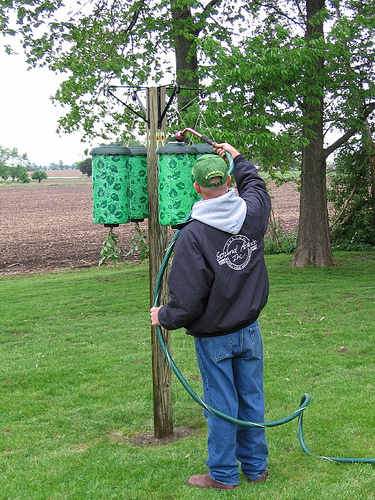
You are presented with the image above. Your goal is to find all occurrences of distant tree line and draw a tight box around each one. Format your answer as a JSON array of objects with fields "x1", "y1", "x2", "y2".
[{"x1": 0, "y1": 144, "x2": 87, "y2": 182}]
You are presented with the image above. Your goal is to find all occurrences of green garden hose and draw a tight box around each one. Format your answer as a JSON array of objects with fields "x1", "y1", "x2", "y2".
[
  {"x1": 152, "y1": 163, "x2": 374, "y2": 465},
  {"x1": 154, "y1": 240, "x2": 374, "y2": 464}
]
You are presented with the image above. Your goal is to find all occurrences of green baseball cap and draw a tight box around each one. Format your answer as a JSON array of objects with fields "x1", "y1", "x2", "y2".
[{"x1": 192, "y1": 154, "x2": 228, "y2": 188}]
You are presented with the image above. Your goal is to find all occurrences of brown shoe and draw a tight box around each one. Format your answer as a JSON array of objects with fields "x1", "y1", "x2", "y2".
[
  {"x1": 188, "y1": 473, "x2": 237, "y2": 490},
  {"x1": 247, "y1": 467, "x2": 269, "y2": 483}
]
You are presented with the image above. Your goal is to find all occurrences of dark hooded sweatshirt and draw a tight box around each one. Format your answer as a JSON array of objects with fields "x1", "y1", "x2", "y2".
[{"x1": 158, "y1": 154, "x2": 271, "y2": 338}]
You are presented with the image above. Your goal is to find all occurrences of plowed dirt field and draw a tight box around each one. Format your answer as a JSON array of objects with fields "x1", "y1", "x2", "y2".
[{"x1": 0, "y1": 170, "x2": 300, "y2": 276}]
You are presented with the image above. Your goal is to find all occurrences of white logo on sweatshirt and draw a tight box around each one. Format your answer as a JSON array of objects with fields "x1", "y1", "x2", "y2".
[{"x1": 216, "y1": 235, "x2": 257, "y2": 270}]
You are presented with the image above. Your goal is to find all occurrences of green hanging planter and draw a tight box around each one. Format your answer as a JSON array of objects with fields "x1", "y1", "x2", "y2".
[
  {"x1": 128, "y1": 146, "x2": 148, "y2": 221},
  {"x1": 156, "y1": 142, "x2": 199, "y2": 226},
  {"x1": 91, "y1": 145, "x2": 131, "y2": 225}
]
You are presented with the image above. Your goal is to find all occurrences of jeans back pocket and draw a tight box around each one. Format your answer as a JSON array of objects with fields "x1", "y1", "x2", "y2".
[{"x1": 201, "y1": 334, "x2": 235, "y2": 363}]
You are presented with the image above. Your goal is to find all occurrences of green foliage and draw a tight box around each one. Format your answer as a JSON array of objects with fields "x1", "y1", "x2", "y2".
[
  {"x1": 0, "y1": 146, "x2": 31, "y2": 182},
  {"x1": 199, "y1": 3, "x2": 375, "y2": 164},
  {"x1": 1, "y1": 3, "x2": 374, "y2": 168},
  {"x1": 8, "y1": 165, "x2": 29, "y2": 182},
  {"x1": 0, "y1": 162, "x2": 9, "y2": 180},
  {"x1": 31, "y1": 169, "x2": 48, "y2": 183},
  {"x1": 8, "y1": 166, "x2": 17, "y2": 181},
  {"x1": 328, "y1": 139, "x2": 375, "y2": 249},
  {"x1": 0, "y1": 144, "x2": 30, "y2": 169},
  {"x1": 0, "y1": 256, "x2": 374, "y2": 498},
  {"x1": 126, "y1": 222, "x2": 149, "y2": 261},
  {"x1": 1, "y1": 3, "x2": 374, "y2": 157},
  {"x1": 78, "y1": 157, "x2": 92, "y2": 177},
  {"x1": 18, "y1": 169, "x2": 31, "y2": 183},
  {"x1": 99, "y1": 226, "x2": 125, "y2": 266},
  {"x1": 265, "y1": 212, "x2": 298, "y2": 254}
]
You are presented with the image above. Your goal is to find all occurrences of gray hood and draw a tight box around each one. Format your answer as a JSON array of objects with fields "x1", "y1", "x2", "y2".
[{"x1": 191, "y1": 188, "x2": 247, "y2": 235}]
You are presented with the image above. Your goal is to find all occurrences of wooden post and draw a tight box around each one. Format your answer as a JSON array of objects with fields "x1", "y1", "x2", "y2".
[{"x1": 146, "y1": 86, "x2": 173, "y2": 438}]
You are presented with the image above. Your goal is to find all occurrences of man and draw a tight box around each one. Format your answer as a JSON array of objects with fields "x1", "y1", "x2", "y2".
[{"x1": 150, "y1": 142, "x2": 271, "y2": 490}]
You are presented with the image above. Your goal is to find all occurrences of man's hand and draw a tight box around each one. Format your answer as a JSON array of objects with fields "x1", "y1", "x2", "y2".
[
  {"x1": 213, "y1": 142, "x2": 240, "y2": 160},
  {"x1": 150, "y1": 306, "x2": 162, "y2": 326}
]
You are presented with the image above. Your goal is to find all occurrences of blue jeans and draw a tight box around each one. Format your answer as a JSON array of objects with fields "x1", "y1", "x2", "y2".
[{"x1": 194, "y1": 321, "x2": 268, "y2": 486}]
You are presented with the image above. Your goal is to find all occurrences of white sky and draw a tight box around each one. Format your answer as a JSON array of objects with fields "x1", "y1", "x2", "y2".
[{"x1": 0, "y1": 49, "x2": 92, "y2": 167}]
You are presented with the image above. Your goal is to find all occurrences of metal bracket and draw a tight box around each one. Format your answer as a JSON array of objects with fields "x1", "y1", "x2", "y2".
[
  {"x1": 105, "y1": 84, "x2": 204, "y2": 130},
  {"x1": 157, "y1": 84, "x2": 180, "y2": 129},
  {"x1": 106, "y1": 87, "x2": 149, "y2": 125}
]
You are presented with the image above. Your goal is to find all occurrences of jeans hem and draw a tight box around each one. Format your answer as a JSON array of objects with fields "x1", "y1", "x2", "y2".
[
  {"x1": 245, "y1": 469, "x2": 268, "y2": 481},
  {"x1": 209, "y1": 473, "x2": 238, "y2": 487}
]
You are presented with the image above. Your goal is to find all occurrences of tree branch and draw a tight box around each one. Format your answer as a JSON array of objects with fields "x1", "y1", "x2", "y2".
[
  {"x1": 125, "y1": 0, "x2": 146, "y2": 33},
  {"x1": 201, "y1": 0, "x2": 222, "y2": 14},
  {"x1": 324, "y1": 102, "x2": 375, "y2": 159},
  {"x1": 330, "y1": 185, "x2": 356, "y2": 231},
  {"x1": 250, "y1": 0, "x2": 305, "y2": 29}
]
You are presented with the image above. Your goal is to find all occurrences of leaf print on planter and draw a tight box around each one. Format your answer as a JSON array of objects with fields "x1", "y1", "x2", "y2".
[
  {"x1": 156, "y1": 142, "x2": 199, "y2": 226},
  {"x1": 91, "y1": 146, "x2": 131, "y2": 224},
  {"x1": 129, "y1": 146, "x2": 148, "y2": 221}
]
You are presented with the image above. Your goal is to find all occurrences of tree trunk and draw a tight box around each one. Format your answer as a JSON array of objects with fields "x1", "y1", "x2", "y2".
[
  {"x1": 369, "y1": 152, "x2": 375, "y2": 228},
  {"x1": 170, "y1": 1, "x2": 199, "y2": 109},
  {"x1": 292, "y1": 125, "x2": 335, "y2": 266},
  {"x1": 363, "y1": 120, "x2": 375, "y2": 228},
  {"x1": 290, "y1": 0, "x2": 336, "y2": 267}
]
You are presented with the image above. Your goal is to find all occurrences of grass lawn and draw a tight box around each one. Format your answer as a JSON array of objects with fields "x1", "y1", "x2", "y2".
[{"x1": 0, "y1": 253, "x2": 374, "y2": 499}]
